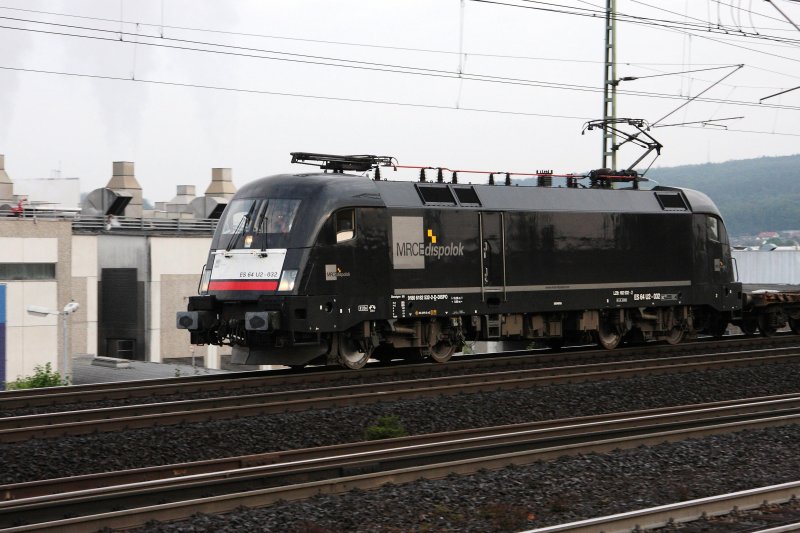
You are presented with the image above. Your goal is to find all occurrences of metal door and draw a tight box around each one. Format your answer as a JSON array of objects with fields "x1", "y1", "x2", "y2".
[{"x1": 480, "y1": 212, "x2": 506, "y2": 300}]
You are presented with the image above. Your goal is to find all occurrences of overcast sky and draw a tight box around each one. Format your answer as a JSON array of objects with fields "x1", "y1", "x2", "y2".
[{"x1": 0, "y1": 0, "x2": 799, "y2": 204}]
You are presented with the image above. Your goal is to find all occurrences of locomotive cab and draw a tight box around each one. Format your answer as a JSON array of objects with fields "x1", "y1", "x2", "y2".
[
  {"x1": 177, "y1": 171, "x2": 388, "y2": 368},
  {"x1": 203, "y1": 197, "x2": 304, "y2": 295}
]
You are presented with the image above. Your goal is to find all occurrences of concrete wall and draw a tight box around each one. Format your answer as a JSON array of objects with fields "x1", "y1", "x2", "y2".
[
  {"x1": 0, "y1": 220, "x2": 73, "y2": 381},
  {"x1": 71, "y1": 236, "x2": 98, "y2": 357},
  {"x1": 149, "y1": 236, "x2": 227, "y2": 365}
]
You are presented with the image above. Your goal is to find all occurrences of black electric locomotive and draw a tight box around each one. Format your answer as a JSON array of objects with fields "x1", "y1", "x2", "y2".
[{"x1": 177, "y1": 153, "x2": 742, "y2": 369}]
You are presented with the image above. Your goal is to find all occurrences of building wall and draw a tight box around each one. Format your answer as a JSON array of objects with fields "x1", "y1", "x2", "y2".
[
  {"x1": 0, "y1": 220, "x2": 73, "y2": 381},
  {"x1": 97, "y1": 236, "x2": 147, "y2": 360},
  {"x1": 71, "y1": 236, "x2": 98, "y2": 357},
  {"x1": 149, "y1": 237, "x2": 224, "y2": 365}
]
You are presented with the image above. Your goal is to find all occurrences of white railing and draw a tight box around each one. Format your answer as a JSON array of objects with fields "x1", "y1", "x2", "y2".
[{"x1": 1, "y1": 210, "x2": 218, "y2": 234}]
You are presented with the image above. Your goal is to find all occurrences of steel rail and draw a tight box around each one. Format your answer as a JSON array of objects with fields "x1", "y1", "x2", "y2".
[
  {"x1": 3, "y1": 346, "x2": 800, "y2": 443},
  {"x1": 0, "y1": 334, "x2": 793, "y2": 411},
  {"x1": 3, "y1": 396, "x2": 800, "y2": 531},
  {"x1": 524, "y1": 481, "x2": 800, "y2": 533},
  {"x1": 2, "y1": 392, "x2": 800, "y2": 501}
]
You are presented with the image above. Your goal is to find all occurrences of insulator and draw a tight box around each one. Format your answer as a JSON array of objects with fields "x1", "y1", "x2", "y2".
[
  {"x1": 451, "y1": 171, "x2": 458, "y2": 184},
  {"x1": 374, "y1": 166, "x2": 381, "y2": 181},
  {"x1": 505, "y1": 173, "x2": 511, "y2": 186},
  {"x1": 489, "y1": 173, "x2": 495, "y2": 185},
  {"x1": 437, "y1": 168, "x2": 444, "y2": 183},
  {"x1": 419, "y1": 168, "x2": 426, "y2": 182}
]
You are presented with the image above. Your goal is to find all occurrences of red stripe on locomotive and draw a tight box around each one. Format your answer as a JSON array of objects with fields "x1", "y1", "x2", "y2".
[{"x1": 208, "y1": 280, "x2": 278, "y2": 291}]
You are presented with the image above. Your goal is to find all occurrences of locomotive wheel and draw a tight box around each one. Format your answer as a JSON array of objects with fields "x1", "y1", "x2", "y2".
[
  {"x1": 790, "y1": 317, "x2": 800, "y2": 335},
  {"x1": 429, "y1": 340, "x2": 455, "y2": 363},
  {"x1": 664, "y1": 327, "x2": 685, "y2": 345},
  {"x1": 740, "y1": 319, "x2": 757, "y2": 336},
  {"x1": 596, "y1": 322, "x2": 621, "y2": 350},
  {"x1": 337, "y1": 334, "x2": 372, "y2": 370}
]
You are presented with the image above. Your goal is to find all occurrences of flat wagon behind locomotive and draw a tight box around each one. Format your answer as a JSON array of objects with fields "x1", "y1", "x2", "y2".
[{"x1": 176, "y1": 153, "x2": 753, "y2": 369}]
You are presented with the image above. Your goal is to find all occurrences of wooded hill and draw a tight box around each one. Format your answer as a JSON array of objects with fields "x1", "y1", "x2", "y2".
[{"x1": 517, "y1": 154, "x2": 800, "y2": 237}]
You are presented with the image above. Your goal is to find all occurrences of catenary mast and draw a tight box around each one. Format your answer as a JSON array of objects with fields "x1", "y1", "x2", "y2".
[{"x1": 602, "y1": 0, "x2": 617, "y2": 170}]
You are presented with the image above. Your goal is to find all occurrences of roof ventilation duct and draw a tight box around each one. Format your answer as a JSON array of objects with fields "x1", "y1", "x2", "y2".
[
  {"x1": 81, "y1": 188, "x2": 132, "y2": 216},
  {"x1": 189, "y1": 196, "x2": 227, "y2": 219}
]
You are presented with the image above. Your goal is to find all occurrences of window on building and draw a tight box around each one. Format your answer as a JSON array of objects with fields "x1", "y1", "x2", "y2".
[{"x1": 0, "y1": 263, "x2": 56, "y2": 280}]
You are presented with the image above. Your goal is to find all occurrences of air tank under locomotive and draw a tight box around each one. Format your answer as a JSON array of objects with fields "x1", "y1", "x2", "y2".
[{"x1": 177, "y1": 153, "x2": 742, "y2": 369}]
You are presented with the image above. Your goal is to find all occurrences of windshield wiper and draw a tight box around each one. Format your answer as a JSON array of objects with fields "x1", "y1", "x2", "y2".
[
  {"x1": 258, "y1": 212, "x2": 269, "y2": 256},
  {"x1": 225, "y1": 213, "x2": 249, "y2": 252}
]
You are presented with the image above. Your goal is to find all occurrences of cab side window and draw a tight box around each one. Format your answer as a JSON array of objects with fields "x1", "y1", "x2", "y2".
[
  {"x1": 707, "y1": 216, "x2": 719, "y2": 242},
  {"x1": 335, "y1": 209, "x2": 355, "y2": 243}
]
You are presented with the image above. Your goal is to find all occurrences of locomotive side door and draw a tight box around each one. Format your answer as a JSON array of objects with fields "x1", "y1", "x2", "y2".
[{"x1": 480, "y1": 212, "x2": 506, "y2": 300}]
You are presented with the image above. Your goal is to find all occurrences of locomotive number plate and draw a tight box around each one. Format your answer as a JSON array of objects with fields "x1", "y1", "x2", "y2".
[{"x1": 210, "y1": 249, "x2": 286, "y2": 280}]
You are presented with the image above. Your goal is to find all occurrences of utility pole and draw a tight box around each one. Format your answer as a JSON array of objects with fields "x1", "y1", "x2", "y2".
[{"x1": 602, "y1": 0, "x2": 617, "y2": 170}]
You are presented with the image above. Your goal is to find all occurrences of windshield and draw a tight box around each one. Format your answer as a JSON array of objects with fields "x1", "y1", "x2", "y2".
[{"x1": 217, "y1": 198, "x2": 301, "y2": 249}]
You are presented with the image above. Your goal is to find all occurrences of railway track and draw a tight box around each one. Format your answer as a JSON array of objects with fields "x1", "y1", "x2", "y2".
[
  {"x1": 3, "y1": 394, "x2": 800, "y2": 531},
  {"x1": 3, "y1": 343, "x2": 800, "y2": 443},
  {"x1": 1, "y1": 334, "x2": 794, "y2": 414},
  {"x1": 526, "y1": 482, "x2": 800, "y2": 533}
]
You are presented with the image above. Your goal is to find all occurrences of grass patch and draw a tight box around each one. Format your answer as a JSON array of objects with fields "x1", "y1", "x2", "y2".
[
  {"x1": 364, "y1": 415, "x2": 407, "y2": 440},
  {"x1": 5, "y1": 362, "x2": 67, "y2": 389}
]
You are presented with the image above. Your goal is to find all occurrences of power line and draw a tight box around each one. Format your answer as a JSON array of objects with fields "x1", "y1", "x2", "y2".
[
  {"x1": 0, "y1": 3, "x2": 748, "y2": 67},
  {"x1": 0, "y1": 64, "x2": 594, "y2": 120},
  {"x1": 0, "y1": 23, "x2": 742, "y2": 107},
  {"x1": 2, "y1": 61, "x2": 800, "y2": 126},
  {"x1": 633, "y1": 0, "x2": 789, "y2": 28},
  {"x1": 2, "y1": 4, "x2": 800, "y2": 121},
  {"x1": 0, "y1": 63, "x2": 797, "y2": 139},
  {"x1": 628, "y1": 62, "x2": 793, "y2": 89},
  {"x1": 2, "y1": 18, "x2": 800, "y2": 114},
  {"x1": 470, "y1": 0, "x2": 800, "y2": 46},
  {"x1": 3, "y1": 1, "x2": 800, "y2": 57}
]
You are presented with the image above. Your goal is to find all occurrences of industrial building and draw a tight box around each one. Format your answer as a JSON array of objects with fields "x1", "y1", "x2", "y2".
[{"x1": 0, "y1": 154, "x2": 235, "y2": 387}]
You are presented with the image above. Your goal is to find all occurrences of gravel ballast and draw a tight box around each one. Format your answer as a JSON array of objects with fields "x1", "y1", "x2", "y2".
[
  {"x1": 4, "y1": 362, "x2": 800, "y2": 530},
  {"x1": 127, "y1": 424, "x2": 800, "y2": 532}
]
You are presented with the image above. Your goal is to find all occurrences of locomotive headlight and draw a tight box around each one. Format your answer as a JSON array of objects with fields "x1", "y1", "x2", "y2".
[
  {"x1": 198, "y1": 266, "x2": 212, "y2": 295},
  {"x1": 278, "y1": 269, "x2": 298, "y2": 292}
]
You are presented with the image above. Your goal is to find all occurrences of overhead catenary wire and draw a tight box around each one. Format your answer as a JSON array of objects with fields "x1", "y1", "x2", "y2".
[
  {"x1": 1, "y1": 19, "x2": 799, "y2": 114},
  {"x1": 764, "y1": 0, "x2": 800, "y2": 32},
  {"x1": 0, "y1": 63, "x2": 595, "y2": 121},
  {"x1": 0, "y1": 1, "x2": 797, "y2": 145},
  {"x1": 631, "y1": 0, "x2": 790, "y2": 28},
  {"x1": 470, "y1": 0, "x2": 800, "y2": 43},
  {"x1": 2, "y1": 63, "x2": 799, "y2": 140},
  {"x1": 3, "y1": 3, "x2": 800, "y2": 95},
  {"x1": 652, "y1": 64, "x2": 744, "y2": 126},
  {"x1": 1, "y1": 3, "x2": 798, "y2": 61}
]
